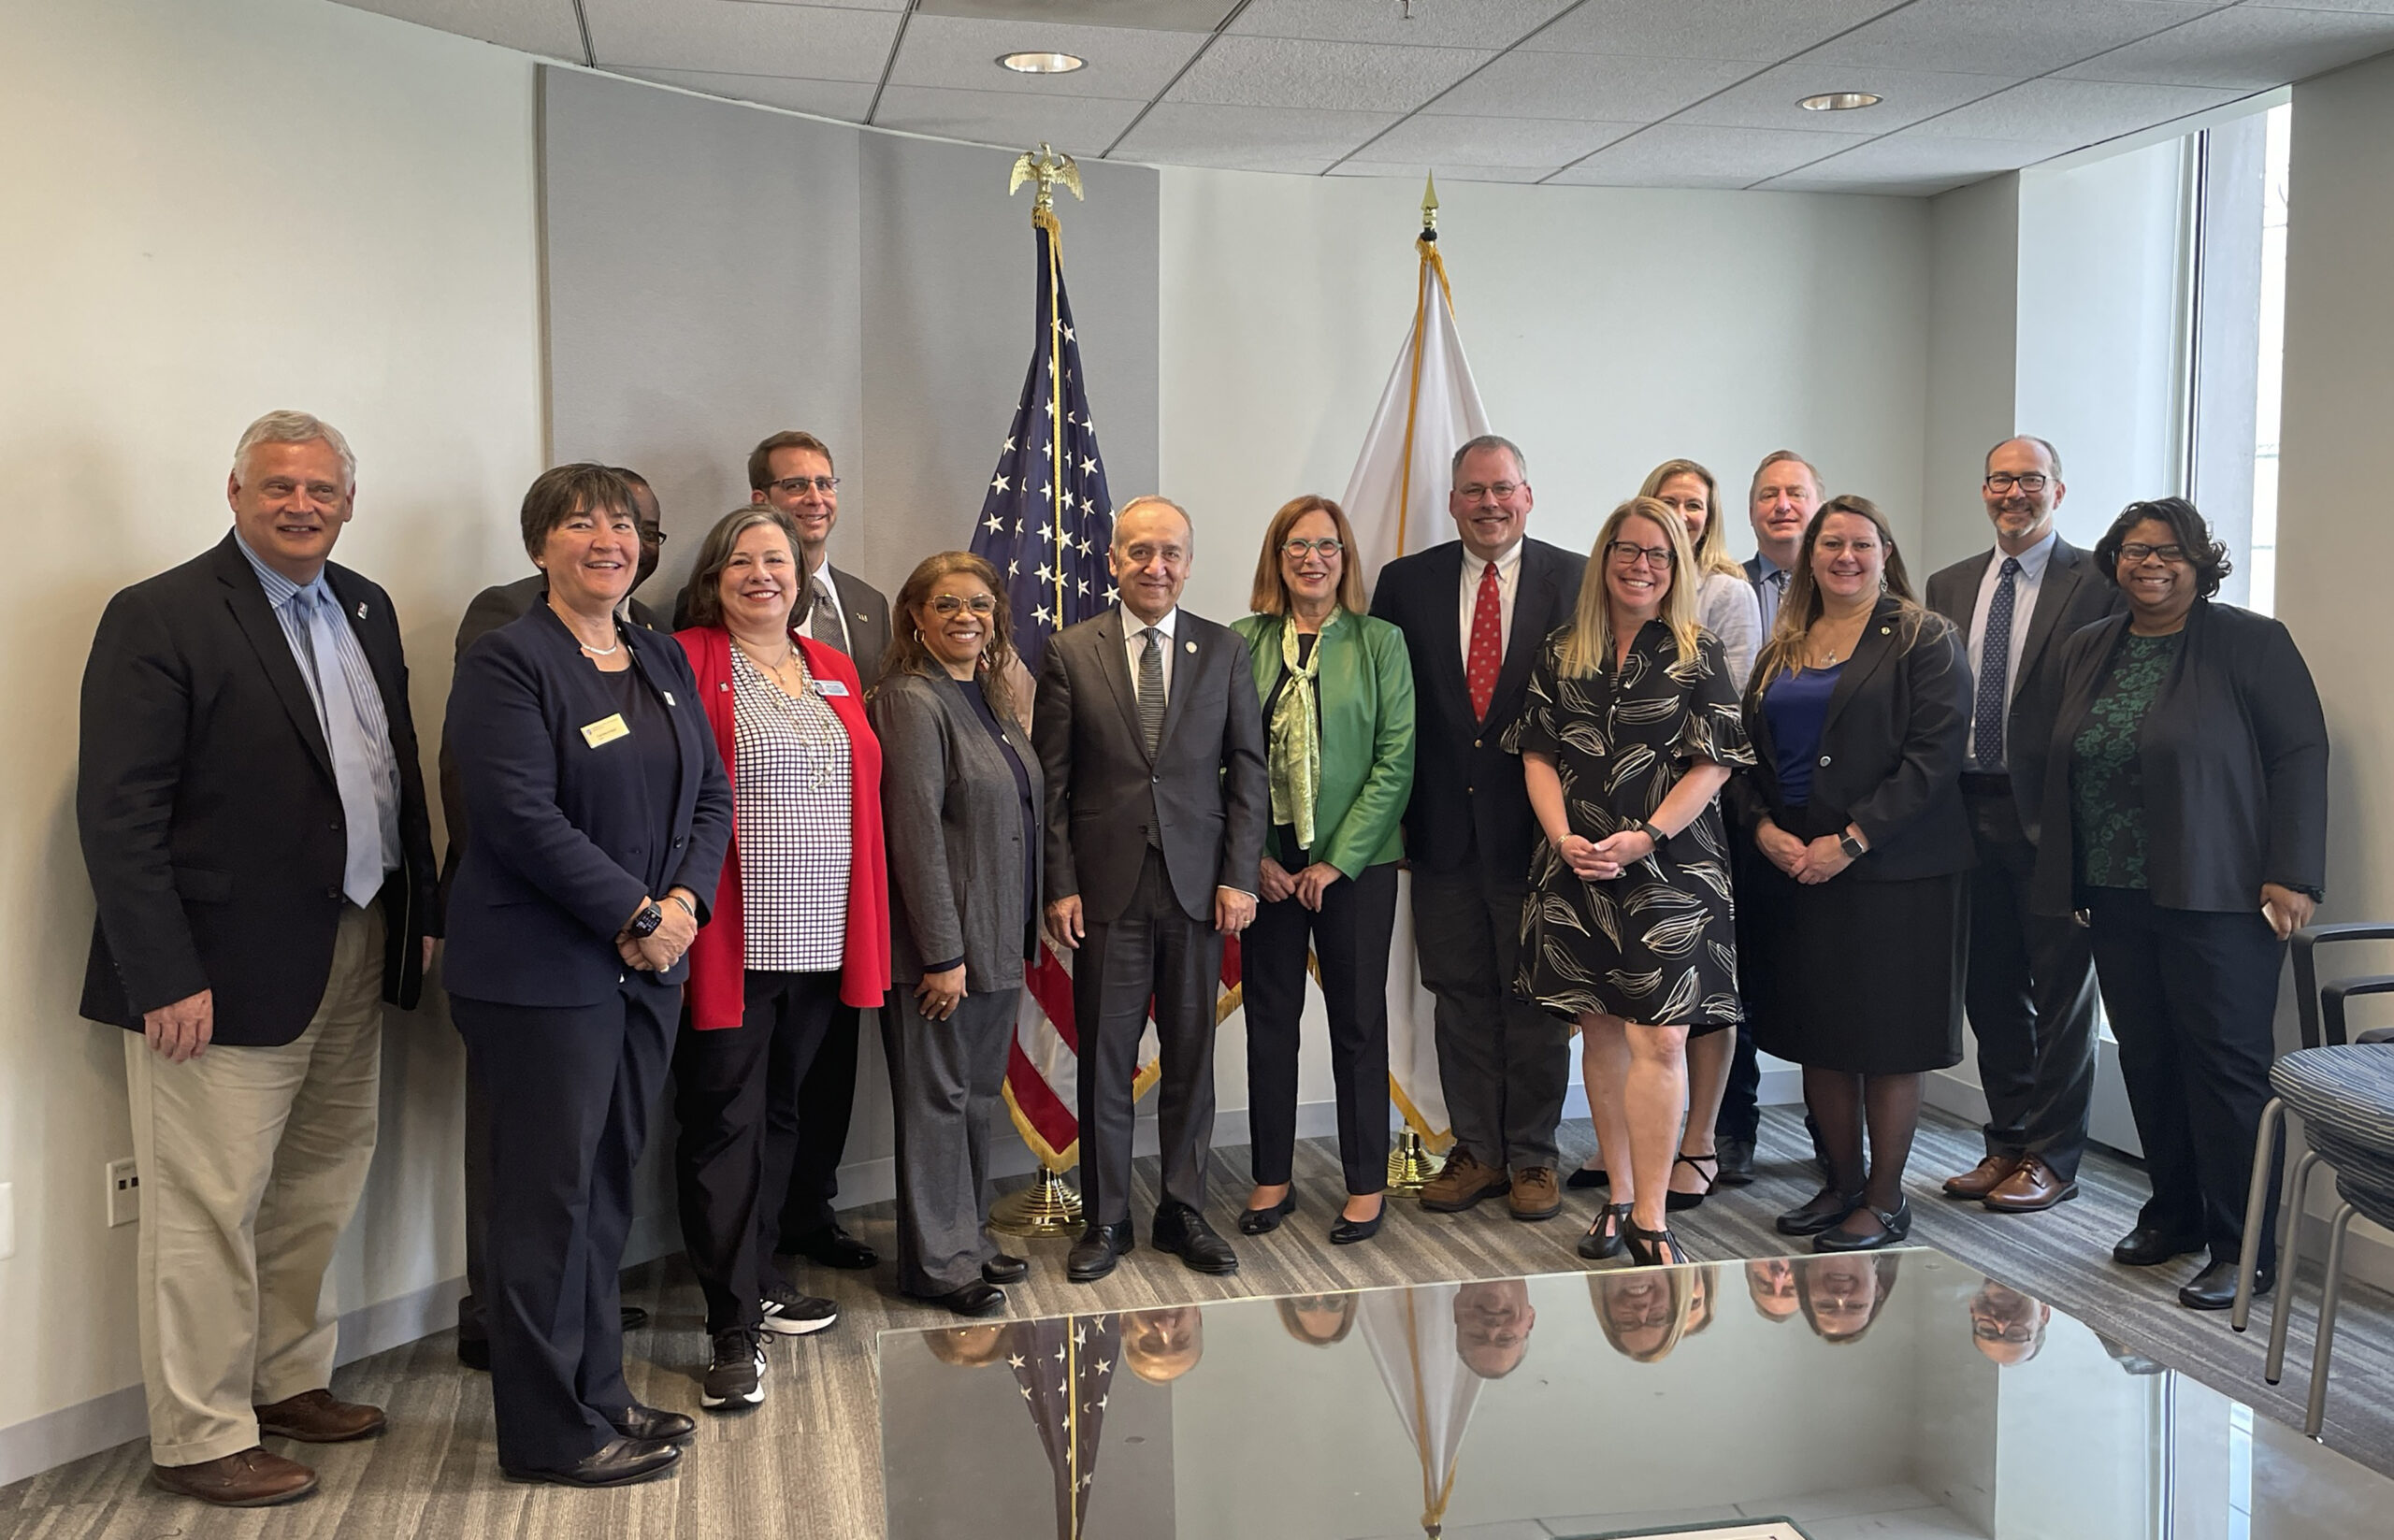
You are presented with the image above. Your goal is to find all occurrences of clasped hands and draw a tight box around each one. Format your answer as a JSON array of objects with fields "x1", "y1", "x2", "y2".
[
  {"x1": 616, "y1": 890, "x2": 699, "y2": 973},
  {"x1": 1756, "y1": 818, "x2": 1859, "y2": 885},
  {"x1": 1259, "y1": 856, "x2": 1343, "y2": 912},
  {"x1": 1557, "y1": 828, "x2": 1654, "y2": 884}
]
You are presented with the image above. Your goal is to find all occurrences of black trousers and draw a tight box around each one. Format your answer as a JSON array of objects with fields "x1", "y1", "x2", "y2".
[
  {"x1": 453, "y1": 974, "x2": 676, "y2": 1472},
  {"x1": 458, "y1": 1058, "x2": 495, "y2": 1344},
  {"x1": 2087, "y1": 887, "x2": 2286, "y2": 1269},
  {"x1": 673, "y1": 969, "x2": 843, "y2": 1332},
  {"x1": 773, "y1": 999, "x2": 862, "y2": 1250},
  {"x1": 1074, "y1": 848, "x2": 1221, "y2": 1226},
  {"x1": 1964, "y1": 787, "x2": 2100, "y2": 1178},
  {"x1": 1412, "y1": 861, "x2": 1569, "y2": 1170},
  {"x1": 1244, "y1": 860, "x2": 1399, "y2": 1195}
]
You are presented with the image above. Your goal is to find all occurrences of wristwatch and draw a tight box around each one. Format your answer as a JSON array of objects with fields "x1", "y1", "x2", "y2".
[
  {"x1": 627, "y1": 901, "x2": 666, "y2": 940},
  {"x1": 1635, "y1": 819, "x2": 1666, "y2": 847},
  {"x1": 1839, "y1": 831, "x2": 1867, "y2": 860}
]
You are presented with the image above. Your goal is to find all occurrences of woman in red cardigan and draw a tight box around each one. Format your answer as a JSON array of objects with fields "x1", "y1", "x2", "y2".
[{"x1": 671, "y1": 507, "x2": 888, "y2": 1414}]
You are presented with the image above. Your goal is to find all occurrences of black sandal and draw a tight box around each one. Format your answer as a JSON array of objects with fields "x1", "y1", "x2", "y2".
[
  {"x1": 1665, "y1": 1152, "x2": 1718, "y2": 1212},
  {"x1": 1623, "y1": 1218, "x2": 1690, "y2": 1268},
  {"x1": 1577, "y1": 1202, "x2": 1632, "y2": 1261}
]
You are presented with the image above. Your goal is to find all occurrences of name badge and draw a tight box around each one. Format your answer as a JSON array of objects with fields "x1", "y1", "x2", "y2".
[
  {"x1": 818, "y1": 679, "x2": 850, "y2": 698},
  {"x1": 581, "y1": 713, "x2": 630, "y2": 748}
]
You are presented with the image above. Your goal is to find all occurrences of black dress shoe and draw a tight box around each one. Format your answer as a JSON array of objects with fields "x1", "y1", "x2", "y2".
[
  {"x1": 1776, "y1": 1186, "x2": 1865, "y2": 1236},
  {"x1": 2113, "y1": 1226, "x2": 2206, "y2": 1267},
  {"x1": 918, "y1": 1281, "x2": 1008, "y2": 1317},
  {"x1": 621, "y1": 1305, "x2": 650, "y2": 1332},
  {"x1": 1714, "y1": 1137, "x2": 1756, "y2": 1187},
  {"x1": 1066, "y1": 1220, "x2": 1134, "y2": 1283},
  {"x1": 1152, "y1": 1202, "x2": 1240, "y2": 1275},
  {"x1": 2179, "y1": 1259, "x2": 2271, "y2": 1311},
  {"x1": 1814, "y1": 1200, "x2": 1911, "y2": 1253},
  {"x1": 790, "y1": 1224, "x2": 878, "y2": 1271},
  {"x1": 982, "y1": 1253, "x2": 1030, "y2": 1285},
  {"x1": 1578, "y1": 1202, "x2": 1631, "y2": 1261},
  {"x1": 503, "y1": 1435, "x2": 681, "y2": 1488},
  {"x1": 1330, "y1": 1204, "x2": 1384, "y2": 1245},
  {"x1": 456, "y1": 1332, "x2": 491, "y2": 1373},
  {"x1": 607, "y1": 1404, "x2": 695, "y2": 1443},
  {"x1": 1565, "y1": 1166, "x2": 1609, "y2": 1190},
  {"x1": 1238, "y1": 1192, "x2": 1297, "y2": 1234}
]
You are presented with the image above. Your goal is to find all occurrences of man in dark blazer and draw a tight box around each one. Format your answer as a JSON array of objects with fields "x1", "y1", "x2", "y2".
[
  {"x1": 1371, "y1": 435, "x2": 1585, "y2": 1222},
  {"x1": 1926, "y1": 436, "x2": 2118, "y2": 1214},
  {"x1": 742, "y1": 430, "x2": 892, "y2": 1275},
  {"x1": 437, "y1": 468, "x2": 666, "y2": 1371},
  {"x1": 1034, "y1": 496, "x2": 1268, "y2": 1282},
  {"x1": 78, "y1": 412, "x2": 435, "y2": 1508}
]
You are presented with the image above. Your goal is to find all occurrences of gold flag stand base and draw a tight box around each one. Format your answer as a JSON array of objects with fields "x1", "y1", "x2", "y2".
[
  {"x1": 989, "y1": 1167, "x2": 1086, "y2": 1237},
  {"x1": 1387, "y1": 1130, "x2": 1438, "y2": 1193}
]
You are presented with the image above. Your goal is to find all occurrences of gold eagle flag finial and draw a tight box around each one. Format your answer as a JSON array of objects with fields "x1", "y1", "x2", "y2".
[{"x1": 1009, "y1": 142, "x2": 1084, "y2": 219}]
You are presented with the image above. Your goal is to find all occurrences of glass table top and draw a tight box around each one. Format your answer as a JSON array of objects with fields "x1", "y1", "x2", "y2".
[{"x1": 878, "y1": 1247, "x2": 2387, "y2": 1540}]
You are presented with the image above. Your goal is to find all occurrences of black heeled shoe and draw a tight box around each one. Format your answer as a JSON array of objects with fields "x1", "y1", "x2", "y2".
[
  {"x1": 1776, "y1": 1186, "x2": 1867, "y2": 1236},
  {"x1": 1237, "y1": 1192, "x2": 1297, "y2": 1235},
  {"x1": 1565, "y1": 1166, "x2": 1609, "y2": 1189},
  {"x1": 1814, "y1": 1199, "x2": 1911, "y2": 1253},
  {"x1": 1578, "y1": 1202, "x2": 1632, "y2": 1260},
  {"x1": 1330, "y1": 1201, "x2": 1384, "y2": 1245},
  {"x1": 1623, "y1": 1218, "x2": 1690, "y2": 1268},
  {"x1": 1665, "y1": 1152, "x2": 1718, "y2": 1212}
]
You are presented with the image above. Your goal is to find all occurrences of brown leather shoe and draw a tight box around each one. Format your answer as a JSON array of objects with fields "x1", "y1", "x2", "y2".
[
  {"x1": 151, "y1": 1446, "x2": 318, "y2": 1506},
  {"x1": 1419, "y1": 1149, "x2": 1511, "y2": 1213},
  {"x1": 1941, "y1": 1155, "x2": 2022, "y2": 1201},
  {"x1": 1983, "y1": 1156, "x2": 2079, "y2": 1213},
  {"x1": 254, "y1": 1389, "x2": 387, "y2": 1443},
  {"x1": 1508, "y1": 1166, "x2": 1563, "y2": 1221}
]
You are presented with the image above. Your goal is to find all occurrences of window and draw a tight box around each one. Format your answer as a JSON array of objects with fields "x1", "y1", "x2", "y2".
[{"x1": 2248, "y1": 104, "x2": 2291, "y2": 615}]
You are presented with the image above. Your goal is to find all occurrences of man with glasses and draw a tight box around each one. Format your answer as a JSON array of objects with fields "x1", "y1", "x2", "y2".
[
  {"x1": 1925, "y1": 437, "x2": 2115, "y2": 1215},
  {"x1": 1372, "y1": 436, "x2": 1586, "y2": 1223}
]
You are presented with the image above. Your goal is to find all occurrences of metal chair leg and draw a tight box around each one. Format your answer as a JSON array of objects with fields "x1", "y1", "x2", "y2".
[
  {"x1": 2233, "y1": 1097, "x2": 2284, "y2": 1331},
  {"x1": 2265, "y1": 1148, "x2": 2322, "y2": 1385},
  {"x1": 2305, "y1": 1203, "x2": 2357, "y2": 1440}
]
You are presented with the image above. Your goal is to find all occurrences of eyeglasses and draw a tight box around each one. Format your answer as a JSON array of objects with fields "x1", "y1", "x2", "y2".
[
  {"x1": 1983, "y1": 472, "x2": 2051, "y2": 494},
  {"x1": 2118, "y1": 542, "x2": 2187, "y2": 565},
  {"x1": 1606, "y1": 540, "x2": 1675, "y2": 569},
  {"x1": 769, "y1": 475, "x2": 840, "y2": 496},
  {"x1": 1282, "y1": 537, "x2": 1343, "y2": 558},
  {"x1": 928, "y1": 594, "x2": 998, "y2": 616},
  {"x1": 641, "y1": 525, "x2": 666, "y2": 545},
  {"x1": 1456, "y1": 482, "x2": 1523, "y2": 503}
]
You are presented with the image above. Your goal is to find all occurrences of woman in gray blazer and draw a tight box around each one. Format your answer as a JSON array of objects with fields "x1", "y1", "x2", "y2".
[{"x1": 873, "y1": 552, "x2": 1044, "y2": 1317}]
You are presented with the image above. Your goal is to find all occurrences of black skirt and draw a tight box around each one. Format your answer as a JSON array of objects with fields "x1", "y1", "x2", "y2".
[{"x1": 1738, "y1": 803, "x2": 1966, "y2": 1075}]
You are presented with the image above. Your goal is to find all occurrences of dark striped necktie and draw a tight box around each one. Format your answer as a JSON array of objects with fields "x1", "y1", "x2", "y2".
[{"x1": 1137, "y1": 626, "x2": 1165, "y2": 756}]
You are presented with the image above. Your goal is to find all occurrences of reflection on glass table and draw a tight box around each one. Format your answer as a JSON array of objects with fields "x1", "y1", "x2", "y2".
[{"x1": 879, "y1": 1247, "x2": 2387, "y2": 1540}]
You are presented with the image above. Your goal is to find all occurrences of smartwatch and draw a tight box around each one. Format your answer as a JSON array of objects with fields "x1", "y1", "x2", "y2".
[
  {"x1": 1635, "y1": 819, "x2": 1666, "y2": 848},
  {"x1": 1839, "y1": 832, "x2": 1867, "y2": 860},
  {"x1": 627, "y1": 901, "x2": 666, "y2": 940}
]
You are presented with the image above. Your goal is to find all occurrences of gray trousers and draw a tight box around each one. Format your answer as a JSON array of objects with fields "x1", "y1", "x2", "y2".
[
  {"x1": 1412, "y1": 863, "x2": 1570, "y2": 1170},
  {"x1": 884, "y1": 985, "x2": 1020, "y2": 1296}
]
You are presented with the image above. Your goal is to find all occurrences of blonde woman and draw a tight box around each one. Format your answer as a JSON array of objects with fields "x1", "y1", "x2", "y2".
[{"x1": 1508, "y1": 497, "x2": 1752, "y2": 1269}]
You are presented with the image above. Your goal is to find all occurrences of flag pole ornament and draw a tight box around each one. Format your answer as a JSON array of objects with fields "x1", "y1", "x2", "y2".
[{"x1": 1362, "y1": 1286, "x2": 1479, "y2": 1539}]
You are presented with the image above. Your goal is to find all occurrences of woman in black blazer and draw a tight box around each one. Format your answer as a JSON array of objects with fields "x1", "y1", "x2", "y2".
[
  {"x1": 444, "y1": 464, "x2": 734, "y2": 1488},
  {"x1": 2031, "y1": 497, "x2": 2328, "y2": 1311},
  {"x1": 1729, "y1": 495, "x2": 1972, "y2": 1253}
]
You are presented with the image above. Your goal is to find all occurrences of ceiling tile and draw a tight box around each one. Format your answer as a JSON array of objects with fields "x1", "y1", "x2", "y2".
[
  {"x1": 743, "y1": 0, "x2": 909, "y2": 10},
  {"x1": 1914, "y1": 76, "x2": 2244, "y2": 141},
  {"x1": 1111, "y1": 102, "x2": 1399, "y2": 171},
  {"x1": 610, "y1": 66, "x2": 879, "y2": 119},
  {"x1": 916, "y1": 0, "x2": 1232, "y2": 23},
  {"x1": 1547, "y1": 122, "x2": 1872, "y2": 187},
  {"x1": 1524, "y1": 0, "x2": 1911, "y2": 62},
  {"x1": 581, "y1": 0, "x2": 901, "y2": 81},
  {"x1": 1804, "y1": 0, "x2": 2226, "y2": 77},
  {"x1": 1163, "y1": 35, "x2": 1493, "y2": 112},
  {"x1": 2059, "y1": 4, "x2": 2394, "y2": 88},
  {"x1": 1328, "y1": 161, "x2": 1556, "y2": 183},
  {"x1": 1420, "y1": 50, "x2": 1759, "y2": 122},
  {"x1": 1228, "y1": 0, "x2": 1574, "y2": 48},
  {"x1": 870, "y1": 85, "x2": 1144, "y2": 152},
  {"x1": 1350, "y1": 113, "x2": 1640, "y2": 168},
  {"x1": 886, "y1": 14, "x2": 1209, "y2": 100},
  {"x1": 2243, "y1": 0, "x2": 2394, "y2": 11},
  {"x1": 331, "y1": 0, "x2": 586, "y2": 59},
  {"x1": 1755, "y1": 131, "x2": 2070, "y2": 192},
  {"x1": 1674, "y1": 63, "x2": 2020, "y2": 133}
]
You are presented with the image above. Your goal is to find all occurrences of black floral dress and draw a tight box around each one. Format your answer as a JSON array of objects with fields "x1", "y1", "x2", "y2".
[{"x1": 1504, "y1": 621, "x2": 1754, "y2": 1030}]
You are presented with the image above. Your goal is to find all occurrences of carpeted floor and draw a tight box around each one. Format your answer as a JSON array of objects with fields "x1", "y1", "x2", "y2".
[{"x1": 3, "y1": 1103, "x2": 2388, "y2": 1539}]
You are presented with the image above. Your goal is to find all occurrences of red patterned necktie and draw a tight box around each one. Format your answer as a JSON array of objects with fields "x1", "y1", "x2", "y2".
[{"x1": 1467, "y1": 559, "x2": 1502, "y2": 721}]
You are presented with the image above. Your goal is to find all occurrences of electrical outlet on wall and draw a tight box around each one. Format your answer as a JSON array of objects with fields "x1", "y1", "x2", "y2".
[{"x1": 106, "y1": 1158, "x2": 140, "y2": 1228}]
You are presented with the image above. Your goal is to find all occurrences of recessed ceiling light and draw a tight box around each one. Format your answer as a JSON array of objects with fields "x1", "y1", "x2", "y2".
[
  {"x1": 1798, "y1": 91, "x2": 1882, "y2": 111},
  {"x1": 998, "y1": 51, "x2": 1086, "y2": 75}
]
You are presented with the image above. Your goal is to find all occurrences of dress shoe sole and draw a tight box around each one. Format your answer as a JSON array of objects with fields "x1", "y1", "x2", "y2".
[
  {"x1": 907, "y1": 1287, "x2": 1009, "y2": 1318},
  {"x1": 1983, "y1": 1181, "x2": 2080, "y2": 1214},
  {"x1": 1066, "y1": 1259, "x2": 1118, "y2": 1283},
  {"x1": 502, "y1": 1454, "x2": 680, "y2": 1489},
  {"x1": 2114, "y1": 1237, "x2": 2207, "y2": 1267},
  {"x1": 1330, "y1": 1220, "x2": 1382, "y2": 1245},
  {"x1": 1713, "y1": 1171, "x2": 1755, "y2": 1188},
  {"x1": 151, "y1": 1470, "x2": 319, "y2": 1507},
  {"x1": 982, "y1": 1259, "x2": 1030, "y2": 1285},
  {"x1": 456, "y1": 1336, "x2": 492, "y2": 1374},
  {"x1": 800, "y1": 1250, "x2": 878, "y2": 1272},
  {"x1": 1419, "y1": 1181, "x2": 1511, "y2": 1214},
  {"x1": 253, "y1": 1417, "x2": 385, "y2": 1444},
  {"x1": 1507, "y1": 1201, "x2": 1563, "y2": 1222},
  {"x1": 699, "y1": 1383, "x2": 765, "y2": 1412},
  {"x1": 1167, "y1": 1249, "x2": 1240, "y2": 1275}
]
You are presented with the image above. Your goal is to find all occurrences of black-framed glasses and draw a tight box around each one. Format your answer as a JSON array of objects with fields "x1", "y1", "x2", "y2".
[
  {"x1": 1606, "y1": 540, "x2": 1675, "y2": 569},
  {"x1": 770, "y1": 475, "x2": 840, "y2": 496},
  {"x1": 640, "y1": 525, "x2": 666, "y2": 545},
  {"x1": 928, "y1": 593, "x2": 998, "y2": 616},
  {"x1": 2118, "y1": 541, "x2": 2187, "y2": 565},
  {"x1": 1281, "y1": 537, "x2": 1343, "y2": 558},
  {"x1": 1983, "y1": 472, "x2": 2051, "y2": 494},
  {"x1": 1456, "y1": 481, "x2": 1522, "y2": 502}
]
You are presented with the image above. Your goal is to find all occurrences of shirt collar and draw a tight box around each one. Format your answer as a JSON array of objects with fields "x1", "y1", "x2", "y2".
[
  {"x1": 1998, "y1": 528, "x2": 2061, "y2": 582},
  {"x1": 1461, "y1": 540, "x2": 1522, "y2": 583},
  {"x1": 1755, "y1": 550, "x2": 1793, "y2": 583},
  {"x1": 232, "y1": 530, "x2": 328, "y2": 611},
  {"x1": 1122, "y1": 605, "x2": 1178, "y2": 639}
]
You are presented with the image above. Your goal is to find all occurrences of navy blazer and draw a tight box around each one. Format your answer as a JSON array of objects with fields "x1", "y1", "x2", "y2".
[
  {"x1": 1371, "y1": 536, "x2": 1585, "y2": 880},
  {"x1": 441, "y1": 604, "x2": 733, "y2": 1007},
  {"x1": 2030, "y1": 599, "x2": 2328, "y2": 916}
]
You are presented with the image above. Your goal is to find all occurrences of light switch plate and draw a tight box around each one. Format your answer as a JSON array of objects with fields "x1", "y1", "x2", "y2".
[{"x1": 106, "y1": 1159, "x2": 139, "y2": 1228}]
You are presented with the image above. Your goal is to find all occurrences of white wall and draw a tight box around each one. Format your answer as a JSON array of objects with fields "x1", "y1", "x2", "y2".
[
  {"x1": 0, "y1": 0, "x2": 544, "y2": 1475},
  {"x1": 1918, "y1": 176, "x2": 2022, "y2": 572}
]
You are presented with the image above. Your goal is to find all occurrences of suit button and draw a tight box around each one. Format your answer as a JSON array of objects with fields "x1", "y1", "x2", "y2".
[
  {"x1": 324, "y1": 885, "x2": 341, "y2": 900},
  {"x1": 1151, "y1": 775, "x2": 1160, "y2": 784},
  {"x1": 329, "y1": 820, "x2": 341, "y2": 832},
  {"x1": 1819, "y1": 756, "x2": 1832, "y2": 766},
  {"x1": 1473, "y1": 739, "x2": 1482, "y2": 749},
  {"x1": 674, "y1": 837, "x2": 685, "y2": 847}
]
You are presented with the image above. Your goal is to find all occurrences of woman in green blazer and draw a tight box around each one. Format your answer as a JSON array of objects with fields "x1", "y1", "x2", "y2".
[{"x1": 1232, "y1": 495, "x2": 1417, "y2": 1245}]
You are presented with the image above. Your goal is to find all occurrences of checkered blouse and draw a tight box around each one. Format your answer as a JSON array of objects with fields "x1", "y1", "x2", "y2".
[{"x1": 730, "y1": 646, "x2": 851, "y2": 971}]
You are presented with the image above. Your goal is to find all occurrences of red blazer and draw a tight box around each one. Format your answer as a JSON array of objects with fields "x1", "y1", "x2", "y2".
[{"x1": 677, "y1": 626, "x2": 890, "y2": 1025}]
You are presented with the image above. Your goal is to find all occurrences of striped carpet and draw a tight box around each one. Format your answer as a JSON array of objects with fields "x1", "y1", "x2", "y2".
[{"x1": 4, "y1": 1103, "x2": 2388, "y2": 1539}]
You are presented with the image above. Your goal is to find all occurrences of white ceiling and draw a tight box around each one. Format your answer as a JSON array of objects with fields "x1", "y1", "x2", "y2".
[{"x1": 334, "y1": 0, "x2": 2394, "y2": 194}]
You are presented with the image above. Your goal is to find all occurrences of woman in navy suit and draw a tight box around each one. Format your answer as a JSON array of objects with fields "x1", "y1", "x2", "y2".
[{"x1": 444, "y1": 464, "x2": 733, "y2": 1488}]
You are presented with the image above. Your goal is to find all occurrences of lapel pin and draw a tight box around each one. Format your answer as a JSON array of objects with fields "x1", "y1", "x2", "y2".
[
  {"x1": 355, "y1": 601, "x2": 368, "y2": 620},
  {"x1": 1880, "y1": 626, "x2": 1892, "y2": 634},
  {"x1": 1184, "y1": 640, "x2": 1197, "y2": 655}
]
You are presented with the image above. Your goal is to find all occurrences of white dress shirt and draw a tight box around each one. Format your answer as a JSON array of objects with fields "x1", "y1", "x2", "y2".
[
  {"x1": 1120, "y1": 604, "x2": 1179, "y2": 702},
  {"x1": 1964, "y1": 527, "x2": 2058, "y2": 771},
  {"x1": 1457, "y1": 540, "x2": 1522, "y2": 666}
]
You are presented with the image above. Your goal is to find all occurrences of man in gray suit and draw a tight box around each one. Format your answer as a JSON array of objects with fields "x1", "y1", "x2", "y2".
[
  {"x1": 1926, "y1": 436, "x2": 2117, "y2": 1214},
  {"x1": 1034, "y1": 496, "x2": 1268, "y2": 1283}
]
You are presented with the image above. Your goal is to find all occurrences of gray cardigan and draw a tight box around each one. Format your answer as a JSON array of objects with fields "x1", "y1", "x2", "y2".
[{"x1": 872, "y1": 668, "x2": 1044, "y2": 989}]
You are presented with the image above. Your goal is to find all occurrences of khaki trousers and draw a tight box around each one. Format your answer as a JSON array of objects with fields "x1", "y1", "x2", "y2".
[{"x1": 123, "y1": 901, "x2": 385, "y2": 1466}]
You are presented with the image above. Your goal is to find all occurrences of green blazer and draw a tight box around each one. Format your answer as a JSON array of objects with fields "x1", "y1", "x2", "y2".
[{"x1": 1232, "y1": 609, "x2": 1416, "y2": 879}]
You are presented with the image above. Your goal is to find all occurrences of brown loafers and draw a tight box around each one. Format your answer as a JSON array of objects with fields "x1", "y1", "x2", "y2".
[
  {"x1": 1419, "y1": 1149, "x2": 1511, "y2": 1213},
  {"x1": 1940, "y1": 1155, "x2": 2022, "y2": 1200},
  {"x1": 1983, "y1": 1156, "x2": 2079, "y2": 1213},
  {"x1": 253, "y1": 1389, "x2": 387, "y2": 1443},
  {"x1": 151, "y1": 1446, "x2": 318, "y2": 1506}
]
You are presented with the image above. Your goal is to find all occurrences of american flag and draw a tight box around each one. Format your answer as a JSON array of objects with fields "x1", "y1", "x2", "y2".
[{"x1": 1004, "y1": 1314, "x2": 1119, "y2": 1540}]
